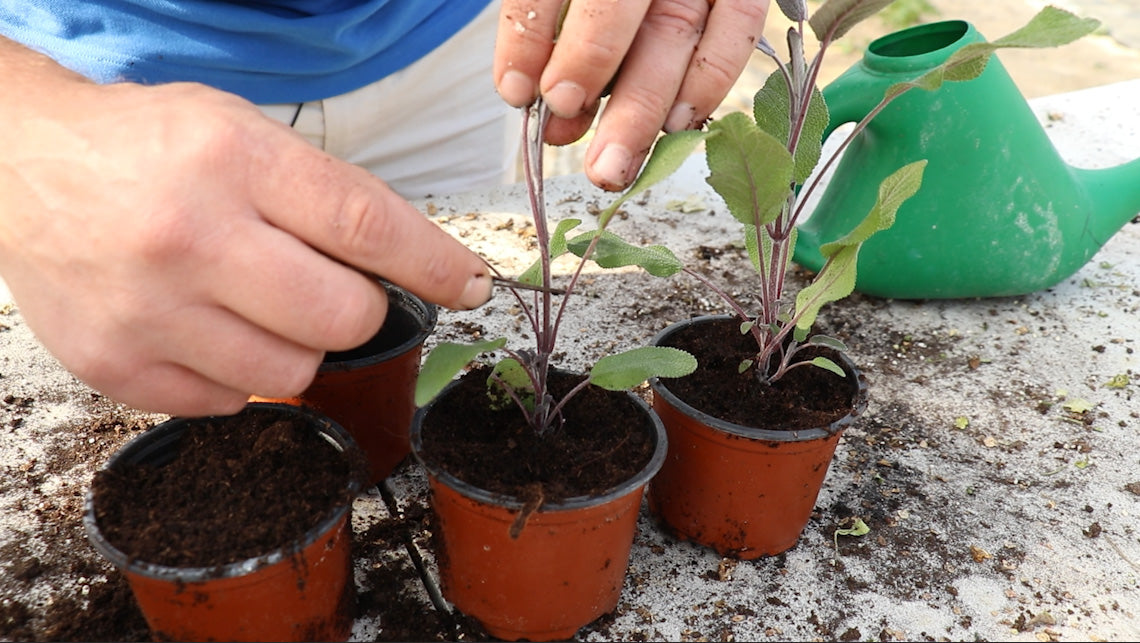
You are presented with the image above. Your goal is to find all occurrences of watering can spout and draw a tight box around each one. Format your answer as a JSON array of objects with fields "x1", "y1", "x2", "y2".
[
  {"x1": 1079, "y1": 158, "x2": 1140, "y2": 244},
  {"x1": 793, "y1": 20, "x2": 1140, "y2": 299}
]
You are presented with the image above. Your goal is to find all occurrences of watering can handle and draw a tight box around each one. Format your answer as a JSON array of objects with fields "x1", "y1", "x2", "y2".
[{"x1": 820, "y1": 65, "x2": 896, "y2": 143}]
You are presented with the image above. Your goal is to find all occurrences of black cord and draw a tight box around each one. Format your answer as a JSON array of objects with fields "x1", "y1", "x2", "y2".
[{"x1": 289, "y1": 102, "x2": 304, "y2": 128}]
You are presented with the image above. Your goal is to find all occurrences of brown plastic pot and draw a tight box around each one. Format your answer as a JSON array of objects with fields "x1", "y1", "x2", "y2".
[
  {"x1": 253, "y1": 282, "x2": 437, "y2": 486},
  {"x1": 647, "y1": 315, "x2": 869, "y2": 560},
  {"x1": 84, "y1": 403, "x2": 362, "y2": 642},
  {"x1": 410, "y1": 379, "x2": 667, "y2": 642}
]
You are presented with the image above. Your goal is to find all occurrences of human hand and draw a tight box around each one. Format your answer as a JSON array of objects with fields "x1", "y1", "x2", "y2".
[
  {"x1": 494, "y1": 0, "x2": 770, "y2": 190},
  {"x1": 0, "y1": 79, "x2": 491, "y2": 416}
]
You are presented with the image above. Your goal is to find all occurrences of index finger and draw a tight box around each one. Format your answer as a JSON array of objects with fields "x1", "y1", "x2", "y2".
[
  {"x1": 248, "y1": 132, "x2": 492, "y2": 312},
  {"x1": 495, "y1": 0, "x2": 652, "y2": 118},
  {"x1": 665, "y1": 0, "x2": 771, "y2": 132}
]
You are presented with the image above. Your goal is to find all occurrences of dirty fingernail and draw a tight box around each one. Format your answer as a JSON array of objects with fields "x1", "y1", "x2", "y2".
[
  {"x1": 499, "y1": 70, "x2": 537, "y2": 107},
  {"x1": 592, "y1": 143, "x2": 634, "y2": 190},
  {"x1": 455, "y1": 273, "x2": 493, "y2": 310},
  {"x1": 544, "y1": 81, "x2": 588, "y2": 118},
  {"x1": 665, "y1": 102, "x2": 698, "y2": 132}
]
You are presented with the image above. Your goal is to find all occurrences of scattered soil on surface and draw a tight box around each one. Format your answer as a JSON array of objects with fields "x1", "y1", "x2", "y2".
[
  {"x1": 655, "y1": 316, "x2": 861, "y2": 430},
  {"x1": 416, "y1": 365, "x2": 657, "y2": 502},
  {"x1": 352, "y1": 488, "x2": 490, "y2": 642},
  {"x1": 91, "y1": 406, "x2": 362, "y2": 568},
  {"x1": 0, "y1": 391, "x2": 159, "y2": 642}
]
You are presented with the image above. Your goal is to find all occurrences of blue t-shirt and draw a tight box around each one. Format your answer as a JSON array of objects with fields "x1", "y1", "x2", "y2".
[{"x1": 0, "y1": 0, "x2": 493, "y2": 104}]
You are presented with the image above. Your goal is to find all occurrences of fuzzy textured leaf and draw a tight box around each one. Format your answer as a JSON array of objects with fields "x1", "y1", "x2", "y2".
[
  {"x1": 588, "y1": 346, "x2": 697, "y2": 391},
  {"x1": 706, "y1": 112, "x2": 794, "y2": 228},
  {"x1": 810, "y1": 356, "x2": 846, "y2": 377},
  {"x1": 415, "y1": 338, "x2": 506, "y2": 406},
  {"x1": 752, "y1": 71, "x2": 829, "y2": 183},
  {"x1": 774, "y1": 0, "x2": 807, "y2": 22},
  {"x1": 792, "y1": 325, "x2": 810, "y2": 343},
  {"x1": 756, "y1": 35, "x2": 778, "y2": 57},
  {"x1": 884, "y1": 8, "x2": 1098, "y2": 100},
  {"x1": 566, "y1": 230, "x2": 684, "y2": 277},
  {"x1": 808, "y1": 334, "x2": 849, "y2": 353},
  {"x1": 793, "y1": 244, "x2": 858, "y2": 332},
  {"x1": 743, "y1": 222, "x2": 764, "y2": 274},
  {"x1": 796, "y1": 161, "x2": 925, "y2": 332},
  {"x1": 487, "y1": 358, "x2": 534, "y2": 411},
  {"x1": 518, "y1": 218, "x2": 581, "y2": 285},
  {"x1": 992, "y1": 6, "x2": 1100, "y2": 48},
  {"x1": 819, "y1": 160, "x2": 927, "y2": 257},
  {"x1": 808, "y1": 0, "x2": 895, "y2": 43},
  {"x1": 597, "y1": 129, "x2": 711, "y2": 228}
]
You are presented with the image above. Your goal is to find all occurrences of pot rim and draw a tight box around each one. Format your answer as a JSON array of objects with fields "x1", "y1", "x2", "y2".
[
  {"x1": 320, "y1": 281, "x2": 437, "y2": 371},
  {"x1": 410, "y1": 376, "x2": 667, "y2": 512},
  {"x1": 648, "y1": 314, "x2": 869, "y2": 441},
  {"x1": 83, "y1": 402, "x2": 362, "y2": 583}
]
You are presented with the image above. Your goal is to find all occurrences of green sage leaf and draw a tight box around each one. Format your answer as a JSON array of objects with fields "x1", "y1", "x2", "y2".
[
  {"x1": 774, "y1": 0, "x2": 807, "y2": 22},
  {"x1": 793, "y1": 325, "x2": 810, "y2": 343},
  {"x1": 808, "y1": 334, "x2": 849, "y2": 353},
  {"x1": 808, "y1": 0, "x2": 896, "y2": 42},
  {"x1": 706, "y1": 112, "x2": 794, "y2": 229},
  {"x1": 811, "y1": 356, "x2": 847, "y2": 377},
  {"x1": 884, "y1": 8, "x2": 1099, "y2": 99},
  {"x1": 795, "y1": 161, "x2": 925, "y2": 332},
  {"x1": 753, "y1": 71, "x2": 828, "y2": 183},
  {"x1": 793, "y1": 245, "x2": 859, "y2": 333},
  {"x1": 566, "y1": 230, "x2": 684, "y2": 277},
  {"x1": 415, "y1": 338, "x2": 507, "y2": 407},
  {"x1": 818, "y1": 160, "x2": 926, "y2": 257},
  {"x1": 487, "y1": 358, "x2": 534, "y2": 411},
  {"x1": 992, "y1": 6, "x2": 1101, "y2": 48},
  {"x1": 598, "y1": 129, "x2": 711, "y2": 229},
  {"x1": 588, "y1": 346, "x2": 697, "y2": 391},
  {"x1": 518, "y1": 218, "x2": 582, "y2": 286}
]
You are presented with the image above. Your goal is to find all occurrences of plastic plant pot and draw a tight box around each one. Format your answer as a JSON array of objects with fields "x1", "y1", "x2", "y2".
[
  {"x1": 84, "y1": 403, "x2": 363, "y2": 642},
  {"x1": 647, "y1": 315, "x2": 869, "y2": 559},
  {"x1": 253, "y1": 282, "x2": 437, "y2": 485},
  {"x1": 410, "y1": 379, "x2": 667, "y2": 642}
]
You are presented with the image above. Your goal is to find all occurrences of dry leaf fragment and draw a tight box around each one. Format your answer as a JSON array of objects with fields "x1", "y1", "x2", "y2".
[
  {"x1": 1063, "y1": 398, "x2": 1095, "y2": 414},
  {"x1": 1105, "y1": 373, "x2": 1129, "y2": 389},
  {"x1": 717, "y1": 558, "x2": 738, "y2": 581}
]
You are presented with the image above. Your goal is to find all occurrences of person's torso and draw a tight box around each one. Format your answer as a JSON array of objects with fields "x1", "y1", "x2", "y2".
[{"x1": 0, "y1": 0, "x2": 493, "y2": 103}]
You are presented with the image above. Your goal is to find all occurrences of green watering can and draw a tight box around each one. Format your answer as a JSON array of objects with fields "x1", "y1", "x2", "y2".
[{"x1": 793, "y1": 20, "x2": 1140, "y2": 299}]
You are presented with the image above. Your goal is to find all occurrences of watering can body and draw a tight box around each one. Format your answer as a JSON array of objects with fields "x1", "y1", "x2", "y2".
[{"x1": 793, "y1": 20, "x2": 1140, "y2": 299}]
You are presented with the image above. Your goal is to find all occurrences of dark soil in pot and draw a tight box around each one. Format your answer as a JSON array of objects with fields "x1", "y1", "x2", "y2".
[
  {"x1": 90, "y1": 406, "x2": 366, "y2": 568},
  {"x1": 656, "y1": 316, "x2": 856, "y2": 429},
  {"x1": 417, "y1": 366, "x2": 657, "y2": 502}
]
